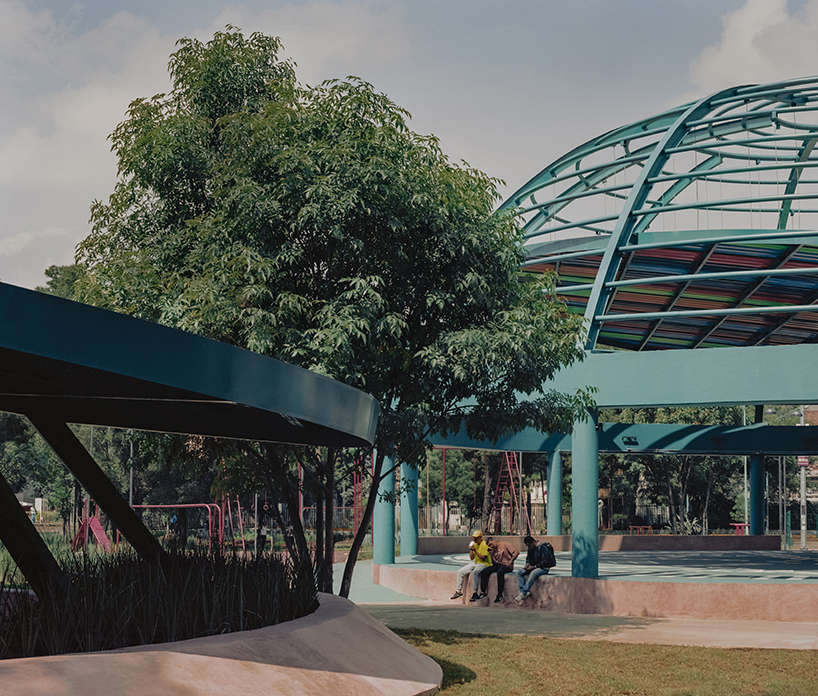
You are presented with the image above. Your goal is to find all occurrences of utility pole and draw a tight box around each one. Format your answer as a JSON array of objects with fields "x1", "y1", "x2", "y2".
[
  {"x1": 254, "y1": 493, "x2": 259, "y2": 556},
  {"x1": 128, "y1": 437, "x2": 134, "y2": 507},
  {"x1": 799, "y1": 406, "x2": 808, "y2": 551}
]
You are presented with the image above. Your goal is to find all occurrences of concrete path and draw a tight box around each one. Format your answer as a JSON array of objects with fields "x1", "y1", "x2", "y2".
[{"x1": 336, "y1": 558, "x2": 818, "y2": 650}]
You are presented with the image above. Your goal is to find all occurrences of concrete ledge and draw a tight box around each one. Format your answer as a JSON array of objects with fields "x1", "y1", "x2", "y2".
[
  {"x1": 0, "y1": 593, "x2": 442, "y2": 696},
  {"x1": 375, "y1": 562, "x2": 818, "y2": 623},
  {"x1": 417, "y1": 534, "x2": 781, "y2": 554}
]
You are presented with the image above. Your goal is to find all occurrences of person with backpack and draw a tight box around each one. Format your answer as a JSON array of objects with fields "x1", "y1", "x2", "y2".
[{"x1": 514, "y1": 535, "x2": 556, "y2": 601}]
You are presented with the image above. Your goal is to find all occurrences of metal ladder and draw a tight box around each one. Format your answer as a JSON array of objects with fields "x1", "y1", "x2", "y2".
[{"x1": 490, "y1": 452, "x2": 531, "y2": 535}]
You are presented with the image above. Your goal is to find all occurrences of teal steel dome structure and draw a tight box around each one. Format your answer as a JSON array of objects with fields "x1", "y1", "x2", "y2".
[
  {"x1": 370, "y1": 78, "x2": 818, "y2": 579},
  {"x1": 503, "y1": 76, "x2": 818, "y2": 352}
]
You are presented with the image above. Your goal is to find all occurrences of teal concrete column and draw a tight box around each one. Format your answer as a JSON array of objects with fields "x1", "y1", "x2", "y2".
[
  {"x1": 572, "y1": 409, "x2": 599, "y2": 578},
  {"x1": 749, "y1": 453, "x2": 765, "y2": 535},
  {"x1": 373, "y1": 454, "x2": 396, "y2": 565},
  {"x1": 400, "y1": 461, "x2": 418, "y2": 556},
  {"x1": 546, "y1": 450, "x2": 563, "y2": 536}
]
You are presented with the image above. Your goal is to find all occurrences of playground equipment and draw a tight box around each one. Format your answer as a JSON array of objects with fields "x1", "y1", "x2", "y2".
[
  {"x1": 71, "y1": 512, "x2": 113, "y2": 552},
  {"x1": 425, "y1": 448, "x2": 536, "y2": 536},
  {"x1": 490, "y1": 452, "x2": 532, "y2": 536}
]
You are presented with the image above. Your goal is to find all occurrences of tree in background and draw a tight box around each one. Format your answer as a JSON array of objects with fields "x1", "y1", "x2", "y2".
[
  {"x1": 420, "y1": 449, "x2": 481, "y2": 530},
  {"x1": 76, "y1": 27, "x2": 591, "y2": 596},
  {"x1": 602, "y1": 407, "x2": 743, "y2": 534},
  {"x1": 35, "y1": 264, "x2": 85, "y2": 300}
]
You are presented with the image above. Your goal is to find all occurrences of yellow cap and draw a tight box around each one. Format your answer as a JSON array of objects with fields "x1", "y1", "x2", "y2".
[{"x1": 471, "y1": 530, "x2": 483, "y2": 538}]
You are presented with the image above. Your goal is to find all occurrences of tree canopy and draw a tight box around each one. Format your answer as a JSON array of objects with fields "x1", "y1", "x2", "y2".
[
  {"x1": 76, "y1": 27, "x2": 590, "y2": 594},
  {"x1": 601, "y1": 406, "x2": 744, "y2": 534}
]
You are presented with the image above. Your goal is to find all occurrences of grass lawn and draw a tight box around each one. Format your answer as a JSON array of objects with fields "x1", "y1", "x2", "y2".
[{"x1": 395, "y1": 628, "x2": 818, "y2": 696}]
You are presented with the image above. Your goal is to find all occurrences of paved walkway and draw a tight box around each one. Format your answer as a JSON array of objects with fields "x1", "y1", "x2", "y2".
[{"x1": 335, "y1": 552, "x2": 818, "y2": 650}]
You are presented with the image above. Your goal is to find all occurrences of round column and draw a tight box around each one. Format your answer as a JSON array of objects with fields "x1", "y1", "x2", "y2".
[
  {"x1": 571, "y1": 409, "x2": 599, "y2": 579},
  {"x1": 546, "y1": 450, "x2": 563, "y2": 536},
  {"x1": 749, "y1": 453, "x2": 765, "y2": 536},
  {"x1": 373, "y1": 454, "x2": 396, "y2": 565},
  {"x1": 400, "y1": 461, "x2": 418, "y2": 556}
]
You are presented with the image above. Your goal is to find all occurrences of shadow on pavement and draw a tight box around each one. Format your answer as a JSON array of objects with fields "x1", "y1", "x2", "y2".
[{"x1": 359, "y1": 604, "x2": 657, "y2": 639}]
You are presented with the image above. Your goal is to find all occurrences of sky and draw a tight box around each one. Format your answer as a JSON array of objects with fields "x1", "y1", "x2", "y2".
[{"x1": 2, "y1": 0, "x2": 818, "y2": 289}]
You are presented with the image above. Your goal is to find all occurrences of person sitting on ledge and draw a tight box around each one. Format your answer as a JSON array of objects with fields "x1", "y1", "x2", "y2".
[
  {"x1": 514, "y1": 535, "x2": 554, "y2": 602},
  {"x1": 477, "y1": 536, "x2": 518, "y2": 603},
  {"x1": 451, "y1": 530, "x2": 492, "y2": 600}
]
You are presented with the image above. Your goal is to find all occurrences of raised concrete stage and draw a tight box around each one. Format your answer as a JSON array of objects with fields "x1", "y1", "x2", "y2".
[
  {"x1": 376, "y1": 538, "x2": 818, "y2": 624},
  {"x1": 417, "y1": 534, "x2": 781, "y2": 554},
  {"x1": 0, "y1": 593, "x2": 442, "y2": 696}
]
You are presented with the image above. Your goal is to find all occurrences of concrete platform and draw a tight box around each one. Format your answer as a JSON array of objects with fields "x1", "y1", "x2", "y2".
[
  {"x1": 0, "y1": 593, "x2": 442, "y2": 696},
  {"x1": 372, "y1": 550, "x2": 818, "y2": 623},
  {"x1": 418, "y1": 534, "x2": 782, "y2": 554}
]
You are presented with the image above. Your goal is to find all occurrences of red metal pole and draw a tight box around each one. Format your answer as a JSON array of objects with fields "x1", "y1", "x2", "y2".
[{"x1": 235, "y1": 497, "x2": 246, "y2": 551}]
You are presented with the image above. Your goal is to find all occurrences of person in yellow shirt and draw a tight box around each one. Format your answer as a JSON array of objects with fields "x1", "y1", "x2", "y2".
[{"x1": 450, "y1": 530, "x2": 492, "y2": 600}]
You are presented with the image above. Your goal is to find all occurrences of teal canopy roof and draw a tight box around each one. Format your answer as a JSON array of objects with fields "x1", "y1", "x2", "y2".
[{"x1": 0, "y1": 282, "x2": 379, "y2": 447}]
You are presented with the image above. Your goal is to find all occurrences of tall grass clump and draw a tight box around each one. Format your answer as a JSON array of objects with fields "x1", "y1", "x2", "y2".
[{"x1": 0, "y1": 549, "x2": 318, "y2": 659}]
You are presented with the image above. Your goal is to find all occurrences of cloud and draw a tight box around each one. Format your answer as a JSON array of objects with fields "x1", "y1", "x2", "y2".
[
  {"x1": 0, "y1": 226, "x2": 70, "y2": 256},
  {"x1": 0, "y1": 8, "x2": 174, "y2": 188},
  {"x1": 0, "y1": 1, "x2": 414, "y2": 288},
  {"x1": 0, "y1": 0, "x2": 62, "y2": 65},
  {"x1": 205, "y1": 1, "x2": 412, "y2": 85},
  {"x1": 0, "y1": 3, "x2": 179, "y2": 287},
  {"x1": 0, "y1": 226, "x2": 77, "y2": 288},
  {"x1": 687, "y1": 0, "x2": 818, "y2": 96}
]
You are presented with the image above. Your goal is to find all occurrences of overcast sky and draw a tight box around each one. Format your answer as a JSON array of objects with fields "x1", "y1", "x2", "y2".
[{"x1": 2, "y1": 0, "x2": 818, "y2": 289}]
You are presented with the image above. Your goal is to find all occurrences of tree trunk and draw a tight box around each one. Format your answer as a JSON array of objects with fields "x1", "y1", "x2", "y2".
[
  {"x1": 314, "y1": 462, "x2": 324, "y2": 579},
  {"x1": 261, "y1": 449, "x2": 310, "y2": 563},
  {"x1": 321, "y1": 448, "x2": 336, "y2": 593},
  {"x1": 703, "y1": 477, "x2": 713, "y2": 536},
  {"x1": 666, "y1": 474, "x2": 678, "y2": 535},
  {"x1": 339, "y1": 450, "x2": 384, "y2": 598}
]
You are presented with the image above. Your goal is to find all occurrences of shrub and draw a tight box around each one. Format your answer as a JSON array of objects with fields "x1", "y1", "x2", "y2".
[{"x1": 0, "y1": 548, "x2": 317, "y2": 658}]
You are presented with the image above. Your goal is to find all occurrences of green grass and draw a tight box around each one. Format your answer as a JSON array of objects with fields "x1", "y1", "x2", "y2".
[
  {"x1": 395, "y1": 629, "x2": 818, "y2": 696},
  {"x1": 333, "y1": 538, "x2": 374, "y2": 560}
]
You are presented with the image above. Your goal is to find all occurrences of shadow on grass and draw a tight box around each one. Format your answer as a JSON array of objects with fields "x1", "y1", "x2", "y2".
[
  {"x1": 392, "y1": 629, "x2": 478, "y2": 689},
  {"x1": 361, "y1": 603, "x2": 659, "y2": 640}
]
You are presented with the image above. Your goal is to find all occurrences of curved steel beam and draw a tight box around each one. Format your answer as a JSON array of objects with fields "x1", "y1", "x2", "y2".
[
  {"x1": 582, "y1": 86, "x2": 744, "y2": 349},
  {"x1": 778, "y1": 137, "x2": 818, "y2": 228}
]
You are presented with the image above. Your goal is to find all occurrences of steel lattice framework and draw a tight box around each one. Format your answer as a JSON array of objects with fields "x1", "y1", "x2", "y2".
[{"x1": 504, "y1": 77, "x2": 818, "y2": 351}]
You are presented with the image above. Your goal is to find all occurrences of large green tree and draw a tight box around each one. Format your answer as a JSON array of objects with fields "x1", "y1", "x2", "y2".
[
  {"x1": 602, "y1": 407, "x2": 743, "y2": 534},
  {"x1": 77, "y1": 28, "x2": 590, "y2": 596}
]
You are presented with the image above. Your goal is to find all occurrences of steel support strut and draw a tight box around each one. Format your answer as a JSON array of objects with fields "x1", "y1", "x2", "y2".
[
  {"x1": 0, "y1": 469, "x2": 68, "y2": 597},
  {"x1": 28, "y1": 413, "x2": 167, "y2": 564}
]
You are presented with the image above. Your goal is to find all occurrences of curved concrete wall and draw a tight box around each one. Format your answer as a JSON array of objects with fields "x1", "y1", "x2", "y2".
[
  {"x1": 376, "y1": 562, "x2": 818, "y2": 623},
  {"x1": 0, "y1": 593, "x2": 442, "y2": 696}
]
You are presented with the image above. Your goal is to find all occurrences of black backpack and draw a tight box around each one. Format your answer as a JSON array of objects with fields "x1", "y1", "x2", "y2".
[{"x1": 541, "y1": 542, "x2": 556, "y2": 568}]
